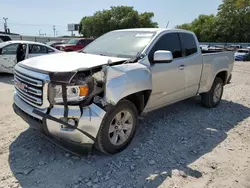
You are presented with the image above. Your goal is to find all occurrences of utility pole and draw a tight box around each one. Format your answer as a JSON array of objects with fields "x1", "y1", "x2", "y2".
[
  {"x1": 3, "y1": 17, "x2": 8, "y2": 33},
  {"x1": 53, "y1": 25, "x2": 56, "y2": 37},
  {"x1": 39, "y1": 29, "x2": 42, "y2": 36},
  {"x1": 166, "y1": 21, "x2": 170, "y2": 28}
]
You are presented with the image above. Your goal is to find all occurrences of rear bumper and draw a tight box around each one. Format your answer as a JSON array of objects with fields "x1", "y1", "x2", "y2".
[{"x1": 13, "y1": 93, "x2": 106, "y2": 146}]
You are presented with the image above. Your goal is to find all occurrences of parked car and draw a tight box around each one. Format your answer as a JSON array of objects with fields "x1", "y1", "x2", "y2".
[
  {"x1": 0, "y1": 40, "x2": 61, "y2": 73},
  {"x1": 208, "y1": 45, "x2": 224, "y2": 51},
  {"x1": 46, "y1": 41, "x2": 66, "y2": 48},
  {"x1": 234, "y1": 49, "x2": 250, "y2": 61},
  {"x1": 200, "y1": 44, "x2": 210, "y2": 50},
  {"x1": 55, "y1": 38, "x2": 94, "y2": 52},
  {"x1": 13, "y1": 28, "x2": 234, "y2": 154},
  {"x1": 229, "y1": 45, "x2": 242, "y2": 49}
]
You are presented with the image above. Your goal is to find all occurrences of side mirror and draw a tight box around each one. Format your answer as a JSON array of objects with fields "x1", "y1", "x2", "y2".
[{"x1": 153, "y1": 50, "x2": 173, "y2": 63}]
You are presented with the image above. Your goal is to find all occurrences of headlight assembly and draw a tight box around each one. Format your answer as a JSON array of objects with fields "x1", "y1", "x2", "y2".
[{"x1": 49, "y1": 84, "x2": 89, "y2": 104}]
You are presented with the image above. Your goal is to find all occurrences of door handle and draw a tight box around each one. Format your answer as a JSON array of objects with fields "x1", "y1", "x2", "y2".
[{"x1": 178, "y1": 65, "x2": 185, "y2": 70}]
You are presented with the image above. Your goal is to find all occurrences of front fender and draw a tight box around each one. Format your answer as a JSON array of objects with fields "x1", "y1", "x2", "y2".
[{"x1": 104, "y1": 63, "x2": 152, "y2": 105}]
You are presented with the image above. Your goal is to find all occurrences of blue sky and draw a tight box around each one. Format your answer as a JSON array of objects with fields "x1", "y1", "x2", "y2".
[{"x1": 0, "y1": 0, "x2": 222, "y2": 37}]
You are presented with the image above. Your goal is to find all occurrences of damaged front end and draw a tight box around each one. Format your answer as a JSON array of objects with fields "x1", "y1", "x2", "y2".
[
  {"x1": 32, "y1": 64, "x2": 111, "y2": 146},
  {"x1": 13, "y1": 55, "x2": 152, "y2": 153}
]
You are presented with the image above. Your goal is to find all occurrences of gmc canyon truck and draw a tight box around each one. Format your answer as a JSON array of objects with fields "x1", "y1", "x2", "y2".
[{"x1": 13, "y1": 29, "x2": 234, "y2": 154}]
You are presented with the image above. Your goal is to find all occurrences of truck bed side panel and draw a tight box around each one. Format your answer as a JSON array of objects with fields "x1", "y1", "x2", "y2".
[{"x1": 198, "y1": 51, "x2": 234, "y2": 94}]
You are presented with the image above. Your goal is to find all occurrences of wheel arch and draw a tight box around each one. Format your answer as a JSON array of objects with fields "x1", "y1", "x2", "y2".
[
  {"x1": 215, "y1": 70, "x2": 228, "y2": 84},
  {"x1": 121, "y1": 90, "x2": 152, "y2": 115}
]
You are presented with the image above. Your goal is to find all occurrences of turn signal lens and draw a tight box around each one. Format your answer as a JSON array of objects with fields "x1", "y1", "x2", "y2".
[{"x1": 79, "y1": 85, "x2": 89, "y2": 96}]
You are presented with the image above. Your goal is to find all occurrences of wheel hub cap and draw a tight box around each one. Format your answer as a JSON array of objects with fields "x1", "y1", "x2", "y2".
[
  {"x1": 213, "y1": 83, "x2": 222, "y2": 103},
  {"x1": 108, "y1": 110, "x2": 133, "y2": 146}
]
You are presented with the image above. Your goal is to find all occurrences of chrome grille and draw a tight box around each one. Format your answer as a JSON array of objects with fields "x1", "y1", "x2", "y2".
[{"x1": 14, "y1": 69, "x2": 44, "y2": 107}]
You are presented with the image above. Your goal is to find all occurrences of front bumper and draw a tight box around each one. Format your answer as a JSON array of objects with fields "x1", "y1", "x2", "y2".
[{"x1": 13, "y1": 93, "x2": 106, "y2": 146}]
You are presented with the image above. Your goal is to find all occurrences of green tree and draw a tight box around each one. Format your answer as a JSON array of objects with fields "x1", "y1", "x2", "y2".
[
  {"x1": 79, "y1": 6, "x2": 158, "y2": 37},
  {"x1": 176, "y1": 0, "x2": 250, "y2": 42},
  {"x1": 216, "y1": 0, "x2": 250, "y2": 42},
  {"x1": 177, "y1": 14, "x2": 217, "y2": 42}
]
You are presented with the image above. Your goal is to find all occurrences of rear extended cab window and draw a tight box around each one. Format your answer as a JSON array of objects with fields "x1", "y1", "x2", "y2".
[{"x1": 179, "y1": 33, "x2": 198, "y2": 57}]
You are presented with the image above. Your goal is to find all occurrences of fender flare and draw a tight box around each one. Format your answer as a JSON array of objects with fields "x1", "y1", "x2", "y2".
[{"x1": 104, "y1": 63, "x2": 152, "y2": 105}]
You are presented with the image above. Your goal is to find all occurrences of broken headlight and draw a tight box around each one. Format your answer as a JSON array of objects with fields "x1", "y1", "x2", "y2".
[{"x1": 48, "y1": 84, "x2": 89, "y2": 104}]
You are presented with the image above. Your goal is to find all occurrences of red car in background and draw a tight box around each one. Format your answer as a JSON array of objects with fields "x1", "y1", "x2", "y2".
[{"x1": 55, "y1": 38, "x2": 94, "y2": 52}]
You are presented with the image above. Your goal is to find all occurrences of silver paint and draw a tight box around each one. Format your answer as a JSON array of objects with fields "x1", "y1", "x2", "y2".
[
  {"x1": 153, "y1": 50, "x2": 173, "y2": 62},
  {"x1": 104, "y1": 62, "x2": 152, "y2": 105},
  {"x1": 13, "y1": 28, "x2": 235, "y2": 147},
  {"x1": 46, "y1": 103, "x2": 105, "y2": 144}
]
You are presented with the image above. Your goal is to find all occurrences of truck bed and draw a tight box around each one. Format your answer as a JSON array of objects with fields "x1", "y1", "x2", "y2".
[
  {"x1": 201, "y1": 49, "x2": 235, "y2": 54},
  {"x1": 198, "y1": 50, "x2": 235, "y2": 94}
]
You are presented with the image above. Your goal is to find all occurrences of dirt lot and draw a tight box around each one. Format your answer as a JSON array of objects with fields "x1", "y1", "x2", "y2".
[{"x1": 0, "y1": 62, "x2": 250, "y2": 188}]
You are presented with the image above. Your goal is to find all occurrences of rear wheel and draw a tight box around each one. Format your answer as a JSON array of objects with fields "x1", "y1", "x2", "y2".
[
  {"x1": 201, "y1": 77, "x2": 224, "y2": 108},
  {"x1": 95, "y1": 100, "x2": 138, "y2": 154}
]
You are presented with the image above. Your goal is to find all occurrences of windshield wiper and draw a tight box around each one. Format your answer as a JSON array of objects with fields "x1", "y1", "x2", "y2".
[
  {"x1": 124, "y1": 52, "x2": 145, "y2": 64},
  {"x1": 79, "y1": 51, "x2": 87, "y2": 53},
  {"x1": 98, "y1": 53, "x2": 107, "y2": 56}
]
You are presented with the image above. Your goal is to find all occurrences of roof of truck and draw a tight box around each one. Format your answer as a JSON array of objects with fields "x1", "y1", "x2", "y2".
[{"x1": 112, "y1": 28, "x2": 194, "y2": 34}]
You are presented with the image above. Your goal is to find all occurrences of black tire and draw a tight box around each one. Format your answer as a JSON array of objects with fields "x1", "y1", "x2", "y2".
[
  {"x1": 201, "y1": 77, "x2": 224, "y2": 108},
  {"x1": 95, "y1": 99, "x2": 138, "y2": 154}
]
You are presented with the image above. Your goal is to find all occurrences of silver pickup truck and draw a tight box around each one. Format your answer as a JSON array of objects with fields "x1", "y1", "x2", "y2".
[{"x1": 13, "y1": 28, "x2": 234, "y2": 154}]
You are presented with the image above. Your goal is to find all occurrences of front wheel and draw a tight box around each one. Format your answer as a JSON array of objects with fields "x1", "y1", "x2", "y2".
[
  {"x1": 95, "y1": 99, "x2": 138, "y2": 154},
  {"x1": 201, "y1": 77, "x2": 224, "y2": 108}
]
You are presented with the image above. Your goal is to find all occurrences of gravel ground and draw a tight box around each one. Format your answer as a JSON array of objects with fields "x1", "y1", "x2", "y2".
[{"x1": 0, "y1": 61, "x2": 250, "y2": 188}]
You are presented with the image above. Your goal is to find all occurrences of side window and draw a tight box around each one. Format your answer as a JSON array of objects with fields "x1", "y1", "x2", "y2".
[
  {"x1": 77, "y1": 40, "x2": 85, "y2": 45},
  {"x1": 179, "y1": 33, "x2": 198, "y2": 56},
  {"x1": 148, "y1": 33, "x2": 182, "y2": 62},
  {"x1": 1, "y1": 43, "x2": 19, "y2": 55},
  {"x1": 47, "y1": 47, "x2": 55, "y2": 53},
  {"x1": 29, "y1": 45, "x2": 48, "y2": 54}
]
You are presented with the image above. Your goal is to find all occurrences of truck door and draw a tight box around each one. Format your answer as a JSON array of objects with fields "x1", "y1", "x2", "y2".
[
  {"x1": 0, "y1": 43, "x2": 19, "y2": 73},
  {"x1": 146, "y1": 32, "x2": 186, "y2": 110},
  {"x1": 178, "y1": 33, "x2": 203, "y2": 97}
]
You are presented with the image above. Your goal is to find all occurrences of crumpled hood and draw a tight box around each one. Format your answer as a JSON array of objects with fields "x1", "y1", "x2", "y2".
[{"x1": 19, "y1": 52, "x2": 128, "y2": 73}]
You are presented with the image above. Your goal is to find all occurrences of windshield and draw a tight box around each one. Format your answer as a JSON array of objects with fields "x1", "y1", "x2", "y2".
[
  {"x1": 46, "y1": 41, "x2": 55, "y2": 45},
  {"x1": 0, "y1": 42, "x2": 11, "y2": 48},
  {"x1": 82, "y1": 31, "x2": 156, "y2": 58},
  {"x1": 68, "y1": 39, "x2": 79, "y2": 44}
]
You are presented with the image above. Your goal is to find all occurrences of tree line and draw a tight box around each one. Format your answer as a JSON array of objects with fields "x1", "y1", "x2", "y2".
[
  {"x1": 78, "y1": 6, "x2": 158, "y2": 38},
  {"x1": 78, "y1": 0, "x2": 250, "y2": 43},
  {"x1": 177, "y1": 0, "x2": 250, "y2": 42}
]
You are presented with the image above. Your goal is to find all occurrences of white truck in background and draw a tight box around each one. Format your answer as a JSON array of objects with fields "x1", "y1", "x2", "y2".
[{"x1": 13, "y1": 28, "x2": 234, "y2": 154}]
